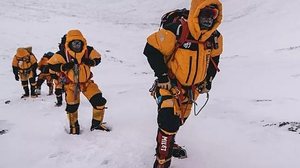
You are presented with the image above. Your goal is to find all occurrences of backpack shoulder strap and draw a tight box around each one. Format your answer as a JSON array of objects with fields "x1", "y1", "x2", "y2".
[
  {"x1": 165, "y1": 19, "x2": 197, "y2": 63},
  {"x1": 177, "y1": 19, "x2": 199, "y2": 46},
  {"x1": 177, "y1": 19, "x2": 190, "y2": 46}
]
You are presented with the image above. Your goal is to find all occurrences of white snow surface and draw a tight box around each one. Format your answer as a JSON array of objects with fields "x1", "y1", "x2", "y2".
[{"x1": 1, "y1": 0, "x2": 300, "y2": 168}]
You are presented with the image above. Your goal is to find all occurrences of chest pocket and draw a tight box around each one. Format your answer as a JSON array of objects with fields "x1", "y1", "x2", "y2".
[
  {"x1": 169, "y1": 39, "x2": 215, "y2": 86},
  {"x1": 169, "y1": 47, "x2": 198, "y2": 85},
  {"x1": 17, "y1": 55, "x2": 31, "y2": 69}
]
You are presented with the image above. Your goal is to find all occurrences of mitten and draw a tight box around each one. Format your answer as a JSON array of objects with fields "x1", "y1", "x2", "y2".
[
  {"x1": 198, "y1": 80, "x2": 211, "y2": 94},
  {"x1": 32, "y1": 70, "x2": 37, "y2": 77},
  {"x1": 50, "y1": 74, "x2": 58, "y2": 80},
  {"x1": 15, "y1": 74, "x2": 19, "y2": 81},
  {"x1": 82, "y1": 58, "x2": 95, "y2": 66},
  {"x1": 61, "y1": 61, "x2": 75, "y2": 71},
  {"x1": 157, "y1": 73, "x2": 171, "y2": 90}
]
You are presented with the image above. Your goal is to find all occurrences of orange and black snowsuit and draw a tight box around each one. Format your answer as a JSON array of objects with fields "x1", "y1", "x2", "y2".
[
  {"x1": 36, "y1": 52, "x2": 54, "y2": 95},
  {"x1": 48, "y1": 29, "x2": 107, "y2": 134},
  {"x1": 143, "y1": 0, "x2": 223, "y2": 167},
  {"x1": 12, "y1": 47, "x2": 38, "y2": 98}
]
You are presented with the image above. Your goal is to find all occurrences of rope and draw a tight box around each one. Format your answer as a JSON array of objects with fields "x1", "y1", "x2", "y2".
[{"x1": 194, "y1": 92, "x2": 209, "y2": 116}]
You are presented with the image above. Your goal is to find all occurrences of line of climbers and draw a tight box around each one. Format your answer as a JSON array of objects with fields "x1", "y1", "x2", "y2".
[
  {"x1": 12, "y1": 29, "x2": 110, "y2": 134},
  {"x1": 12, "y1": 46, "x2": 64, "y2": 107}
]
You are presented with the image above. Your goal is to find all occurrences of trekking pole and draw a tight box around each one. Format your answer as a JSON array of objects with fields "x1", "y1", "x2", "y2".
[{"x1": 194, "y1": 92, "x2": 209, "y2": 116}]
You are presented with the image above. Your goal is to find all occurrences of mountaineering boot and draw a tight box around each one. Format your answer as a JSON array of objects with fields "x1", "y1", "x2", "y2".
[
  {"x1": 21, "y1": 86, "x2": 30, "y2": 98},
  {"x1": 30, "y1": 85, "x2": 38, "y2": 98},
  {"x1": 55, "y1": 95, "x2": 63, "y2": 107},
  {"x1": 67, "y1": 112, "x2": 80, "y2": 134},
  {"x1": 90, "y1": 106, "x2": 110, "y2": 132},
  {"x1": 172, "y1": 144, "x2": 187, "y2": 159},
  {"x1": 70, "y1": 121, "x2": 80, "y2": 134},
  {"x1": 35, "y1": 86, "x2": 41, "y2": 95},
  {"x1": 153, "y1": 129, "x2": 175, "y2": 168},
  {"x1": 48, "y1": 85, "x2": 53, "y2": 95},
  {"x1": 90, "y1": 119, "x2": 110, "y2": 132}
]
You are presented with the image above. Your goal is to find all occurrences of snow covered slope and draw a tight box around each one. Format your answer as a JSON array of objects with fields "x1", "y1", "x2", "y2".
[{"x1": 1, "y1": 0, "x2": 300, "y2": 168}]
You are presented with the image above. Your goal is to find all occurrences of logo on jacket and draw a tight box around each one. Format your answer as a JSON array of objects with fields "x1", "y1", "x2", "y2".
[
  {"x1": 183, "y1": 42, "x2": 191, "y2": 49},
  {"x1": 159, "y1": 32, "x2": 165, "y2": 42}
]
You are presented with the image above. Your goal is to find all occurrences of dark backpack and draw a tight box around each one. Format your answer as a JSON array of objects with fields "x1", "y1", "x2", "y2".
[
  {"x1": 43, "y1": 52, "x2": 54, "y2": 59},
  {"x1": 160, "y1": 8, "x2": 189, "y2": 29},
  {"x1": 160, "y1": 8, "x2": 197, "y2": 49},
  {"x1": 58, "y1": 34, "x2": 66, "y2": 51},
  {"x1": 160, "y1": 9, "x2": 198, "y2": 63}
]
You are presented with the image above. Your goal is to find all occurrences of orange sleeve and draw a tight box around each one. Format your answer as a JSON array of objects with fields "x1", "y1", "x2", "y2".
[
  {"x1": 89, "y1": 49, "x2": 101, "y2": 60},
  {"x1": 147, "y1": 29, "x2": 177, "y2": 57}
]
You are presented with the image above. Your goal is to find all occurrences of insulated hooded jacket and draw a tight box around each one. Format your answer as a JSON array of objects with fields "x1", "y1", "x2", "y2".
[
  {"x1": 144, "y1": 0, "x2": 223, "y2": 86},
  {"x1": 12, "y1": 47, "x2": 38, "y2": 74},
  {"x1": 48, "y1": 30, "x2": 101, "y2": 83}
]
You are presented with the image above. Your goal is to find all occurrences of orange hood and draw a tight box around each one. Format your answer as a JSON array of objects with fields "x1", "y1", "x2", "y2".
[
  {"x1": 16, "y1": 48, "x2": 30, "y2": 58},
  {"x1": 65, "y1": 29, "x2": 87, "y2": 58},
  {"x1": 188, "y1": 0, "x2": 222, "y2": 42}
]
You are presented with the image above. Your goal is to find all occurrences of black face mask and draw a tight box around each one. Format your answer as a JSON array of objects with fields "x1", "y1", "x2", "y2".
[
  {"x1": 69, "y1": 40, "x2": 83, "y2": 53},
  {"x1": 199, "y1": 16, "x2": 214, "y2": 30}
]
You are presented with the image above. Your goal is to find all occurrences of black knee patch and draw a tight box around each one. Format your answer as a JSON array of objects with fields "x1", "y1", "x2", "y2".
[
  {"x1": 89, "y1": 93, "x2": 106, "y2": 108},
  {"x1": 158, "y1": 108, "x2": 181, "y2": 133},
  {"x1": 66, "y1": 103, "x2": 79, "y2": 113},
  {"x1": 55, "y1": 89, "x2": 63, "y2": 95}
]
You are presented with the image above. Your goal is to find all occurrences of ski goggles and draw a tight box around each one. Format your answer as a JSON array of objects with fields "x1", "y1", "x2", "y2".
[
  {"x1": 198, "y1": 6, "x2": 219, "y2": 29},
  {"x1": 199, "y1": 17, "x2": 214, "y2": 29},
  {"x1": 69, "y1": 40, "x2": 83, "y2": 52}
]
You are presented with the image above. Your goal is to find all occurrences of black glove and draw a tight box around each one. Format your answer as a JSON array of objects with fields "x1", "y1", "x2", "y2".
[
  {"x1": 61, "y1": 61, "x2": 75, "y2": 71},
  {"x1": 40, "y1": 65, "x2": 49, "y2": 73},
  {"x1": 82, "y1": 57, "x2": 95, "y2": 66},
  {"x1": 14, "y1": 74, "x2": 19, "y2": 81},
  {"x1": 206, "y1": 80, "x2": 212, "y2": 90},
  {"x1": 198, "y1": 79, "x2": 212, "y2": 94},
  {"x1": 157, "y1": 73, "x2": 171, "y2": 90},
  {"x1": 12, "y1": 66, "x2": 19, "y2": 81},
  {"x1": 50, "y1": 74, "x2": 58, "y2": 80},
  {"x1": 32, "y1": 70, "x2": 37, "y2": 78},
  {"x1": 31, "y1": 63, "x2": 38, "y2": 77}
]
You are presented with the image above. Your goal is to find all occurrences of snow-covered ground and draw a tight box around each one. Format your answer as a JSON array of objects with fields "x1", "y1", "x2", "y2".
[{"x1": 1, "y1": 0, "x2": 300, "y2": 167}]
